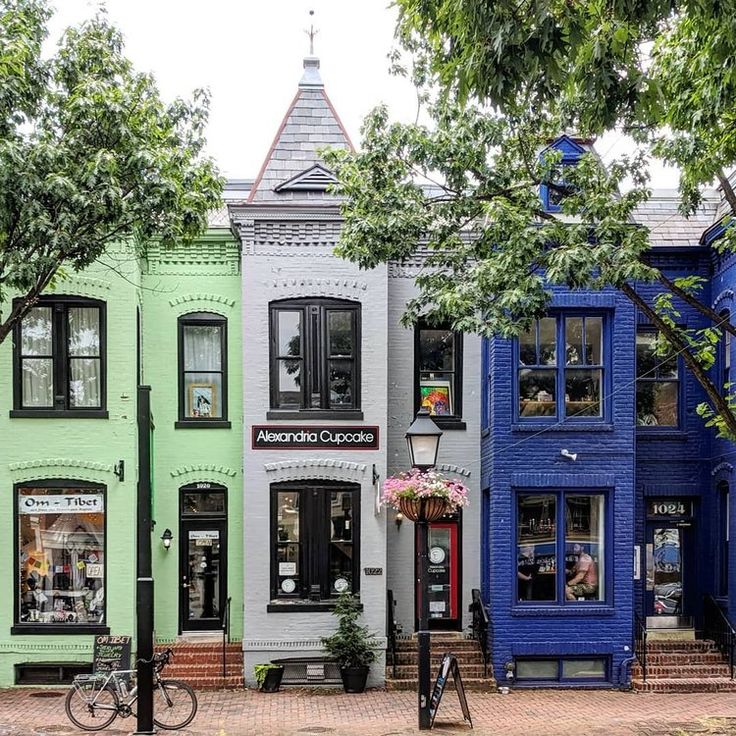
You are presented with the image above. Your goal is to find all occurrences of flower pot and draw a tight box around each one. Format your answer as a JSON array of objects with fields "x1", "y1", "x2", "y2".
[
  {"x1": 260, "y1": 665, "x2": 284, "y2": 693},
  {"x1": 399, "y1": 496, "x2": 450, "y2": 522},
  {"x1": 340, "y1": 665, "x2": 369, "y2": 693}
]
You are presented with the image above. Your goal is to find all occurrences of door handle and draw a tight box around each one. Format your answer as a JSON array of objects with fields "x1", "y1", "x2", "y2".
[{"x1": 182, "y1": 583, "x2": 189, "y2": 589}]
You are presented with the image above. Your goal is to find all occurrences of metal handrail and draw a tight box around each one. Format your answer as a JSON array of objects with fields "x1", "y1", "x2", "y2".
[
  {"x1": 469, "y1": 588, "x2": 491, "y2": 677},
  {"x1": 704, "y1": 594, "x2": 735, "y2": 679},
  {"x1": 386, "y1": 589, "x2": 398, "y2": 678},
  {"x1": 222, "y1": 596, "x2": 232, "y2": 679},
  {"x1": 633, "y1": 611, "x2": 647, "y2": 683}
]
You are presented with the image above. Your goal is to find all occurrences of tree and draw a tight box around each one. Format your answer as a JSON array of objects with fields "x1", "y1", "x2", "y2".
[
  {"x1": 325, "y1": 0, "x2": 736, "y2": 440},
  {"x1": 0, "y1": 0, "x2": 223, "y2": 344}
]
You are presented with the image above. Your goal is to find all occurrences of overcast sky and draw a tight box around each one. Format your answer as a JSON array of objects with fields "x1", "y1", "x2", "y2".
[{"x1": 48, "y1": 0, "x2": 675, "y2": 187}]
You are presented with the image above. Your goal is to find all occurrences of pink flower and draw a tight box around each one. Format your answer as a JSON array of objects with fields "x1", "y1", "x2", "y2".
[{"x1": 382, "y1": 469, "x2": 469, "y2": 512}]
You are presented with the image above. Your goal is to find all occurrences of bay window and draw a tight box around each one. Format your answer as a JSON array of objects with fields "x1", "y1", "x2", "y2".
[
  {"x1": 516, "y1": 492, "x2": 606, "y2": 604},
  {"x1": 15, "y1": 483, "x2": 106, "y2": 630},
  {"x1": 13, "y1": 298, "x2": 106, "y2": 416}
]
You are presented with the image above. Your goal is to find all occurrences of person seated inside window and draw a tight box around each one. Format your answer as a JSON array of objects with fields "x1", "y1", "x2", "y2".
[{"x1": 565, "y1": 543, "x2": 598, "y2": 600}]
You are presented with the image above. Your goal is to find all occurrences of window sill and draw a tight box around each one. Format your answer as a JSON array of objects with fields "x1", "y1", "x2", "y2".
[
  {"x1": 266, "y1": 410, "x2": 364, "y2": 421},
  {"x1": 267, "y1": 601, "x2": 363, "y2": 614},
  {"x1": 175, "y1": 420, "x2": 232, "y2": 429},
  {"x1": 431, "y1": 418, "x2": 466, "y2": 431},
  {"x1": 11, "y1": 624, "x2": 110, "y2": 636},
  {"x1": 511, "y1": 423, "x2": 613, "y2": 433},
  {"x1": 512, "y1": 605, "x2": 614, "y2": 617},
  {"x1": 10, "y1": 409, "x2": 109, "y2": 419},
  {"x1": 636, "y1": 429, "x2": 688, "y2": 440}
]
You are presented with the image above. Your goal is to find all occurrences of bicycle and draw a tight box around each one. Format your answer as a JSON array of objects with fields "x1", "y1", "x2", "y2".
[{"x1": 65, "y1": 648, "x2": 198, "y2": 731}]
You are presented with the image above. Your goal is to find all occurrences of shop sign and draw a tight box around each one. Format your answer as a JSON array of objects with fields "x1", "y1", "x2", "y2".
[
  {"x1": 252, "y1": 425, "x2": 379, "y2": 450},
  {"x1": 18, "y1": 494, "x2": 104, "y2": 514}
]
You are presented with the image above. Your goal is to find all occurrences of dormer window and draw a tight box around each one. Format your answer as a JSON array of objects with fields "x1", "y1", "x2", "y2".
[{"x1": 540, "y1": 135, "x2": 587, "y2": 212}]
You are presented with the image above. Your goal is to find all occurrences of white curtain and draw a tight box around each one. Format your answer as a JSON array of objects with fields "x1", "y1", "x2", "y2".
[
  {"x1": 184, "y1": 325, "x2": 221, "y2": 371},
  {"x1": 21, "y1": 307, "x2": 53, "y2": 407},
  {"x1": 68, "y1": 308, "x2": 100, "y2": 407}
]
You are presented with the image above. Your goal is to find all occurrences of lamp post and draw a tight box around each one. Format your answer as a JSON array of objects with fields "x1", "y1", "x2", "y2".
[{"x1": 405, "y1": 408, "x2": 442, "y2": 730}]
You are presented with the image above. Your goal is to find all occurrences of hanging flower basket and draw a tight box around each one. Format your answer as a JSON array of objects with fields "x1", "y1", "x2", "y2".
[
  {"x1": 383, "y1": 469, "x2": 469, "y2": 522},
  {"x1": 398, "y1": 496, "x2": 451, "y2": 522}
]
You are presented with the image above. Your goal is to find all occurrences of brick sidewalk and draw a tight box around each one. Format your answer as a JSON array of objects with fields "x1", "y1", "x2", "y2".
[{"x1": 2, "y1": 687, "x2": 736, "y2": 736}]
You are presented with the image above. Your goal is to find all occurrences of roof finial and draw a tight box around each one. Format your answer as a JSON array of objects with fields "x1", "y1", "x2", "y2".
[{"x1": 305, "y1": 10, "x2": 319, "y2": 56}]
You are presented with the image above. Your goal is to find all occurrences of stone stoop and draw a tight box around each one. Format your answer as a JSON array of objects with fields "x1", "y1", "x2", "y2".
[
  {"x1": 632, "y1": 639, "x2": 736, "y2": 692},
  {"x1": 154, "y1": 642, "x2": 244, "y2": 690},
  {"x1": 385, "y1": 634, "x2": 496, "y2": 692}
]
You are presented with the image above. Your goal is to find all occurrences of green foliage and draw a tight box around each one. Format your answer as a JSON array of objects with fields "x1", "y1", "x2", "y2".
[
  {"x1": 253, "y1": 664, "x2": 282, "y2": 690},
  {"x1": 0, "y1": 0, "x2": 223, "y2": 342},
  {"x1": 320, "y1": 592, "x2": 378, "y2": 669}
]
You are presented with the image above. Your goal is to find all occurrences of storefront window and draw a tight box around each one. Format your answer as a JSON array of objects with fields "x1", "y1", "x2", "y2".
[
  {"x1": 17, "y1": 485, "x2": 105, "y2": 625},
  {"x1": 272, "y1": 483, "x2": 359, "y2": 600},
  {"x1": 517, "y1": 492, "x2": 605, "y2": 603}
]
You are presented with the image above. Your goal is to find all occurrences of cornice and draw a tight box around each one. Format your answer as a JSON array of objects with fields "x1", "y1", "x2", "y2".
[
  {"x1": 0, "y1": 642, "x2": 93, "y2": 653},
  {"x1": 169, "y1": 464, "x2": 239, "y2": 480}
]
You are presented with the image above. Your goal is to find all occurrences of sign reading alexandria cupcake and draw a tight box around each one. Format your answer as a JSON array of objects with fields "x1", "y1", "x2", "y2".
[{"x1": 252, "y1": 425, "x2": 379, "y2": 450}]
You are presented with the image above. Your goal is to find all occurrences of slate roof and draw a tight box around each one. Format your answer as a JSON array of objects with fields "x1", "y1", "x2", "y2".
[
  {"x1": 632, "y1": 190, "x2": 719, "y2": 247},
  {"x1": 247, "y1": 57, "x2": 353, "y2": 204}
]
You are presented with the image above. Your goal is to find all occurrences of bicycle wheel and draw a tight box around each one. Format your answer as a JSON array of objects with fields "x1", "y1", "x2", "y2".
[
  {"x1": 65, "y1": 680, "x2": 119, "y2": 731},
  {"x1": 153, "y1": 679, "x2": 198, "y2": 730}
]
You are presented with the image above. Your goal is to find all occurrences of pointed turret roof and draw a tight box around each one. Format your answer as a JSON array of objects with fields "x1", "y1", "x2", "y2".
[{"x1": 247, "y1": 57, "x2": 353, "y2": 203}]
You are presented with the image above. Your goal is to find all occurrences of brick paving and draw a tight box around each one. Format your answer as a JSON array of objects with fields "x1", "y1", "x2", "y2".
[{"x1": 2, "y1": 687, "x2": 736, "y2": 736}]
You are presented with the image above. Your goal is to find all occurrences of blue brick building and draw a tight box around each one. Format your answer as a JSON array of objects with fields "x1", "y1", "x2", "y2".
[{"x1": 481, "y1": 136, "x2": 735, "y2": 688}]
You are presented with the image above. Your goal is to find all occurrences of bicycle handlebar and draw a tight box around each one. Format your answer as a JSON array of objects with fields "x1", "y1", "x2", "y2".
[{"x1": 137, "y1": 647, "x2": 174, "y2": 672}]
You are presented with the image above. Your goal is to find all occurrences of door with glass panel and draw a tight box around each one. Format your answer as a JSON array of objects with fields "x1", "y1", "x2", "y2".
[
  {"x1": 179, "y1": 485, "x2": 227, "y2": 632},
  {"x1": 645, "y1": 499, "x2": 695, "y2": 623}
]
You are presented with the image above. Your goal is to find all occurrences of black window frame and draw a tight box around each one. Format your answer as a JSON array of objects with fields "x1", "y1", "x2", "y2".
[
  {"x1": 12, "y1": 479, "x2": 109, "y2": 635},
  {"x1": 176, "y1": 312, "x2": 230, "y2": 429},
  {"x1": 268, "y1": 298, "x2": 362, "y2": 419},
  {"x1": 414, "y1": 321, "x2": 465, "y2": 429},
  {"x1": 635, "y1": 327, "x2": 681, "y2": 429},
  {"x1": 269, "y1": 481, "x2": 360, "y2": 604},
  {"x1": 11, "y1": 296, "x2": 107, "y2": 419}
]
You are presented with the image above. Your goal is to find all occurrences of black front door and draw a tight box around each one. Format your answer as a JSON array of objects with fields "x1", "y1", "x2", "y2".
[
  {"x1": 179, "y1": 485, "x2": 227, "y2": 632},
  {"x1": 645, "y1": 498, "x2": 695, "y2": 621}
]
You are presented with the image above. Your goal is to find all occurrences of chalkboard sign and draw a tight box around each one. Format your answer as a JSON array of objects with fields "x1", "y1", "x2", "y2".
[
  {"x1": 93, "y1": 635, "x2": 132, "y2": 675},
  {"x1": 429, "y1": 652, "x2": 473, "y2": 729}
]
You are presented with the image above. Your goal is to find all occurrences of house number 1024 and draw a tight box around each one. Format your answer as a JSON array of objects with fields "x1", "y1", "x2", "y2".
[{"x1": 650, "y1": 501, "x2": 686, "y2": 516}]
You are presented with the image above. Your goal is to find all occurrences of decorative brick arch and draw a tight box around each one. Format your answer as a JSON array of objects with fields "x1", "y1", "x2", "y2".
[
  {"x1": 170, "y1": 464, "x2": 239, "y2": 481},
  {"x1": 8, "y1": 458, "x2": 113, "y2": 484},
  {"x1": 712, "y1": 289, "x2": 735, "y2": 311},
  {"x1": 169, "y1": 294, "x2": 235, "y2": 317},
  {"x1": 264, "y1": 458, "x2": 367, "y2": 484},
  {"x1": 437, "y1": 463, "x2": 472, "y2": 478},
  {"x1": 711, "y1": 461, "x2": 733, "y2": 484},
  {"x1": 268, "y1": 277, "x2": 367, "y2": 301}
]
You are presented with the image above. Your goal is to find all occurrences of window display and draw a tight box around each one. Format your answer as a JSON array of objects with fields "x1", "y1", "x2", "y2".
[{"x1": 17, "y1": 485, "x2": 105, "y2": 625}]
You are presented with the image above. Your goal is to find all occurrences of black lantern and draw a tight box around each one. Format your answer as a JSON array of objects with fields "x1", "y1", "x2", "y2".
[
  {"x1": 160, "y1": 528, "x2": 173, "y2": 551},
  {"x1": 405, "y1": 408, "x2": 443, "y2": 471}
]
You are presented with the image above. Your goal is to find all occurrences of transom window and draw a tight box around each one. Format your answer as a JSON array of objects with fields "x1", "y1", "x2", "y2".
[
  {"x1": 636, "y1": 329, "x2": 679, "y2": 427},
  {"x1": 518, "y1": 315, "x2": 604, "y2": 420},
  {"x1": 415, "y1": 322, "x2": 463, "y2": 421},
  {"x1": 517, "y1": 492, "x2": 606, "y2": 604},
  {"x1": 271, "y1": 482, "x2": 359, "y2": 601},
  {"x1": 269, "y1": 299, "x2": 360, "y2": 412},
  {"x1": 178, "y1": 313, "x2": 228, "y2": 424},
  {"x1": 13, "y1": 298, "x2": 105, "y2": 414}
]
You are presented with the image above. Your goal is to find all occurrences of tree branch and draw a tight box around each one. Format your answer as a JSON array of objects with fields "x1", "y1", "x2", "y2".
[
  {"x1": 717, "y1": 169, "x2": 736, "y2": 216},
  {"x1": 656, "y1": 272, "x2": 736, "y2": 337},
  {"x1": 621, "y1": 283, "x2": 736, "y2": 438}
]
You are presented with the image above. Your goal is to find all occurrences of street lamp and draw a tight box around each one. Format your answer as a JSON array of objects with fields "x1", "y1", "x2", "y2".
[{"x1": 405, "y1": 408, "x2": 442, "y2": 730}]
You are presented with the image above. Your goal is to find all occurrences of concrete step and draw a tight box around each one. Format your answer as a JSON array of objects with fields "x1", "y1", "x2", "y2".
[{"x1": 632, "y1": 677, "x2": 736, "y2": 693}]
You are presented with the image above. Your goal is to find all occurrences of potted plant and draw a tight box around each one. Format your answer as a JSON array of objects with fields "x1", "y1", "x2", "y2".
[
  {"x1": 321, "y1": 592, "x2": 378, "y2": 693},
  {"x1": 254, "y1": 663, "x2": 285, "y2": 693},
  {"x1": 382, "y1": 469, "x2": 470, "y2": 521}
]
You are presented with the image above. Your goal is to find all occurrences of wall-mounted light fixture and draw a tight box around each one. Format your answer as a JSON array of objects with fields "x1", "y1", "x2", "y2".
[
  {"x1": 395, "y1": 512, "x2": 404, "y2": 530},
  {"x1": 113, "y1": 460, "x2": 125, "y2": 482},
  {"x1": 161, "y1": 528, "x2": 173, "y2": 551},
  {"x1": 560, "y1": 449, "x2": 577, "y2": 461}
]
